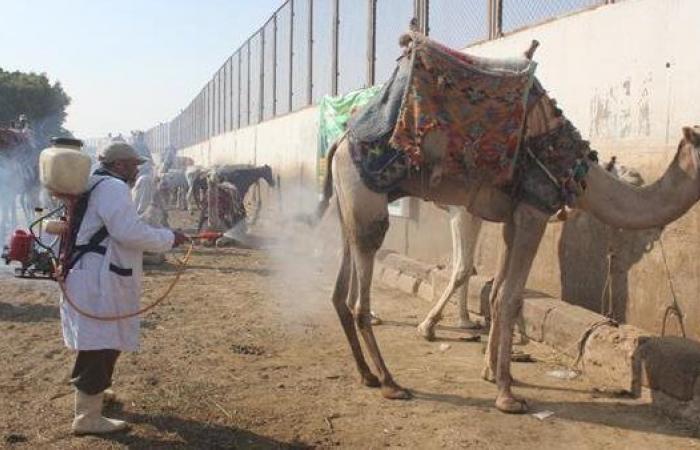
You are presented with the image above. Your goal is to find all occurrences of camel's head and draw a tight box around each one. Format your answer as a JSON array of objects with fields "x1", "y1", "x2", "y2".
[
  {"x1": 682, "y1": 126, "x2": 700, "y2": 149},
  {"x1": 261, "y1": 164, "x2": 275, "y2": 187},
  {"x1": 679, "y1": 126, "x2": 700, "y2": 177},
  {"x1": 207, "y1": 169, "x2": 221, "y2": 185}
]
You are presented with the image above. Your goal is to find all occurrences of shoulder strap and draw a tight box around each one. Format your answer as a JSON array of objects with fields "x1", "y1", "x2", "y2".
[{"x1": 65, "y1": 178, "x2": 110, "y2": 272}]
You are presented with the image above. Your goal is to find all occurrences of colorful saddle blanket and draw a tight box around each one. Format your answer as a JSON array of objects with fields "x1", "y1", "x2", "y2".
[
  {"x1": 346, "y1": 34, "x2": 537, "y2": 192},
  {"x1": 389, "y1": 34, "x2": 537, "y2": 186},
  {"x1": 344, "y1": 34, "x2": 595, "y2": 212}
]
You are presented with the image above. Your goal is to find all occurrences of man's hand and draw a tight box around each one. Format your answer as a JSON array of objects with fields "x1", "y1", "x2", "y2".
[{"x1": 172, "y1": 230, "x2": 190, "y2": 248}]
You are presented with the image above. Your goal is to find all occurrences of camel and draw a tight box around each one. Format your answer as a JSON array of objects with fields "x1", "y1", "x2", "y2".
[
  {"x1": 318, "y1": 34, "x2": 700, "y2": 413},
  {"x1": 416, "y1": 161, "x2": 648, "y2": 342},
  {"x1": 159, "y1": 169, "x2": 189, "y2": 211},
  {"x1": 185, "y1": 165, "x2": 206, "y2": 210},
  {"x1": 196, "y1": 165, "x2": 276, "y2": 232},
  {"x1": 416, "y1": 205, "x2": 482, "y2": 340},
  {"x1": 215, "y1": 164, "x2": 275, "y2": 195}
]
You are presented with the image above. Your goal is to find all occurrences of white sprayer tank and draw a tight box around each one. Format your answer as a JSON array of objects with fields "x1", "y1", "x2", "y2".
[{"x1": 39, "y1": 137, "x2": 91, "y2": 196}]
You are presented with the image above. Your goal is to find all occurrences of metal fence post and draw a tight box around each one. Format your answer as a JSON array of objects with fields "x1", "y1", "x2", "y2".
[
  {"x1": 367, "y1": 0, "x2": 376, "y2": 87},
  {"x1": 259, "y1": 31, "x2": 265, "y2": 123},
  {"x1": 489, "y1": 0, "x2": 503, "y2": 40},
  {"x1": 415, "y1": 0, "x2": 428, "y2": 34},
  {"x1": 289, "y1": 0, "x2": 295, "y2": 111},
  {"x1": 226, "y1": 55, "x2": 234, "y2": 131},
  {"x1": 331, "y1": 0, "x2": 339, "y2": 96},
  {"x1": 307, "y1": 0, "x2": 313, "y2": 106},
  {"x1": 237, "y1": 51, "x2": 242, "y2": 129},
  {"x1": 273, "y1": 14, "x2": 278, "y2": 116},
  {"x1": 247, "y1": 40, "x2": 251, "y2": 125}
]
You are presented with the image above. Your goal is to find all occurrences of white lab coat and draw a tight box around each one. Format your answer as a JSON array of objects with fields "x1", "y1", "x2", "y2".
[{"x1": 60, "y1": 174, "x2": 174, "y2": 351}]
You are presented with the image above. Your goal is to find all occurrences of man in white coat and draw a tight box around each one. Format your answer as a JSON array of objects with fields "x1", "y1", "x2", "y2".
[{"x1": 61, "y1": 142, "x2": 188, "y2": 435}]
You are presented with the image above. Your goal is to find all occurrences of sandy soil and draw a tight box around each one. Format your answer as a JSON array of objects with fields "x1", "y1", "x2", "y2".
[{"x1": 0, "y1": 210, "x2": 698, "y2": 449}]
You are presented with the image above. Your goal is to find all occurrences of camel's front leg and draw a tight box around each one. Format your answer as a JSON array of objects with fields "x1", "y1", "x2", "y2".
[
  {"x1": 353, "y1": 244, "x2": 412, "y2": 400},
  {"x1": 491, "y1": 204, "x2": 547, "y2": 413},
  {"x1": 482, "y1": 219, "x2": 514, "y2": 383},
  {"x1": 418, "y1": 208, "x2": 482, "y2": 340}
]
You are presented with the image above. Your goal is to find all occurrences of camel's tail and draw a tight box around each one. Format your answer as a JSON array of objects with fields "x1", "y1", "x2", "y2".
[{"x1": 314, "y1": 133, "x2": 346, "y2": 222}]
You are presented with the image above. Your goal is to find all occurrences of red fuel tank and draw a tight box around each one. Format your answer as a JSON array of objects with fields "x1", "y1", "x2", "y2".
[{"x1": 7, "y1": 230, "x2": 32, "y2": 264}]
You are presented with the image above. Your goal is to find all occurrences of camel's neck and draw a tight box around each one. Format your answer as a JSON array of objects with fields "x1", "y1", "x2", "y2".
[
  {"x1": 577, "y1": 147, "x2": 700, "y2": 229},
  {"x1": 236, "y1": 169, "x2": 265, "y2": 197}
]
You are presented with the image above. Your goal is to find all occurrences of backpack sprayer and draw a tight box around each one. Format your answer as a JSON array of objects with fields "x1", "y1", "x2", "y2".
[
  {"x1": 2, "y1": 137, "x2": 193, "y2": 320},
  {"x1": 1, "y1": 206, "x2": 63, "y2": 279},
  {"x1": 1, "y1": 136, "x2": 88, "y2": 279}
]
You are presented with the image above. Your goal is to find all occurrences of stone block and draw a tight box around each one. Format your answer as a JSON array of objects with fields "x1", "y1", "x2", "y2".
[
  {"x1": 582, "y1": 324, "x2": 649, "y2": 394},
  {"x1": 383, "y1": 252, "x2": 434, "y2": 280},
  {"x1": 467, "y1": 276, "x2": 493, "y2": 318},
  {"x1": 541, "y1": 302, "x2": 607, "y2": 358},
  {"x1": 416, "y1": 280, "x2": 433, "y2": 302},
  {"x1": 373, "y1": 264, "x2": 385, "y2": 283},
  {"x1": 396, "y1": 273, "x2": 420, "y2": 295},
  {"x1": 521, "y1": 298, "x2": 561, "y2": 343},
  {"x1": 429, "y1": 268, "x2": 451, "y2": 300},
  {"x1": 380, "y1": 267, "x2": 402, "y2": 289},
  {"x1": 648, "y1": 389, "x2": 700, "y2": 425},
  {"x1": 635, "y1": 336, "x2": 700, "y2": 401}
]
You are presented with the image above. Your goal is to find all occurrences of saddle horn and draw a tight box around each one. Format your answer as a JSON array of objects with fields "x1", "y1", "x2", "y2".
[{"x1": 524, "y1": 40, "x2": 540, "y2": 60}]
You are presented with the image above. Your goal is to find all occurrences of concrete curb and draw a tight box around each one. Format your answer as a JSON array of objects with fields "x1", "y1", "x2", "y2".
[{"x1": 375, "y1": 250, "x2": 700, "y2": 424}]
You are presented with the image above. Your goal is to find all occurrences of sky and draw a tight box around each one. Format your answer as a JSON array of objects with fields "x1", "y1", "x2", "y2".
[{"x1": 0, "y1": 0, "x2": 284, "y2": 138}]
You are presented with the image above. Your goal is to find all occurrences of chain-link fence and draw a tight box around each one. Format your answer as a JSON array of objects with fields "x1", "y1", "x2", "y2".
[
  {"x1": 428, "y1": 0, "x2": 489, "y2": 49},
  {"x1": 375, "y1": 0, "x2": 414, "y2": 85},
  {"x1": 292, "y1": 0, "x2": 312, "y2": 110},
  {"x1": 502, "y1": 0, "x2": 604, "y2": 34},
  {"x1": 145, "y1": 0, "x2": 613, "y2": 154}
]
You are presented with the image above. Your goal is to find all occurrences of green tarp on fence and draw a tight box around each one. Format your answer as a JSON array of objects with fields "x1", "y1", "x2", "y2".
[{"x1": 316, "y1": 85, "x2": 382, "y2": 190}]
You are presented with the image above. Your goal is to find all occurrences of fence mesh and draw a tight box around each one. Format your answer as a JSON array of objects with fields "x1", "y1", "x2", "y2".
[
  {"x1": 428, "y1": 0, "x2": 488, "y2": 49},
  {"x1": 220, "y1": 64, "x2": 226, "y2": 133},
  {"x1": 276, "y1": 2, "x2": 292, "y2": 115},
  {"x1": 337, "y1": 0, "x2": 368, "y2": 95},
  {"x1": 502, "y1": 0, "x2": 604, "y2": 34},
  {"x1": 231, "y1": 53, "x2": 240, "y2": 130},
  {"x1": 144, "y1": 0, "x2": 619, "y2": 153},
  {"x1": 311, "y1": 0, "x2": 332, "y2": 103},
  {"x1": 263, "y1": 20, "x2": 276, "y2": 120},
  {"x1": 206, "y1": 82, "x2": 213, "y2": 139},
  {"x1": 292, "y1": 0, "x2": 311, "y2": 111},
  {"x1": 250, "y1": 32, "x2": 263, "y2": 125},
  {"x1": 375, "y1": 0, "x2": 414, "y2": 85},
  {"x1": 224, "y1": 57, "x2": 232, "y2": 132},
  {"x1": 216, "y1": 68, "x2": 223, "y2": 135},
  {"x1": 240, "y1": 43, "x2": 250, "y2": 128}
]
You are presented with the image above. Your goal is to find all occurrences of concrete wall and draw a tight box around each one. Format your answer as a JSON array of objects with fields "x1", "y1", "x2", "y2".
[{"x1": 179, "y1": 0, "x2": 700, "y2": 340}]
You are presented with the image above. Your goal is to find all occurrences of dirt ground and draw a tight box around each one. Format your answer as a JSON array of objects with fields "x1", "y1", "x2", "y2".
[{"x1": 1, "y1": 209, "x2": 699, "y2": 449}]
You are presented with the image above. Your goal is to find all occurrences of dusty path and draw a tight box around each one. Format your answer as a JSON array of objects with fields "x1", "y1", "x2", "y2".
[{"x1": 0, "y1": 211, "x2": 698, "y2": 449}]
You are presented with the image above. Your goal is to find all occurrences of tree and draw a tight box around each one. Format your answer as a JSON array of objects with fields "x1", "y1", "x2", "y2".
[{"x1": 0, "y1": 68, "x2": 72, "y2": 142}]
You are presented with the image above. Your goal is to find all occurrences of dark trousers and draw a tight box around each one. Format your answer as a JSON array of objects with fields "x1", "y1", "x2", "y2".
[{"x1": 71, "y1": 349, "x2": 121, "y2": 395}]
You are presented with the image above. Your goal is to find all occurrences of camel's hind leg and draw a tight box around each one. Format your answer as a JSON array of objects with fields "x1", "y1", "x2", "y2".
[
  {"x1": 332, "y1": 141, "x2": 409, "y2": 399},
  {"x1": 417, "y1": 207, "x2": 482, "y2": 340},
  {"x1": 330, "y1": 235, "x2": 380, "y2": 388},
  {"x1": 352, "y1": 241, "x2": 411, "y2": 399}
]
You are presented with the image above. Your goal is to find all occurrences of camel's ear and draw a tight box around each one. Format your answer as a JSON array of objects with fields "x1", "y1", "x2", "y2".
[{"x1": 683, "y1": 126, "x2": 700, "y2": 146}]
